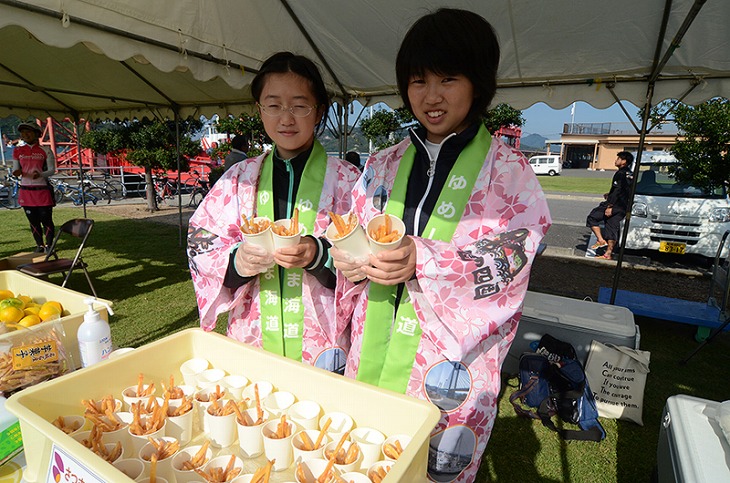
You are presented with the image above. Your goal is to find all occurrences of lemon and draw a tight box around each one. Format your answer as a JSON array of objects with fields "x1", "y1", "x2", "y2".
[
  {"x1": 0, "y1": 289, "x2": 14, "y2": 301},
  {"x1": 17, "y1": 294, "x2": 33, "y2": 307},
  {"x1": 0, "y1": 298, "x2": 23, "y2": 311},
  {"x1": 24, "y1": 305, "x2": 41, "y2": 316},
  {"x1": 0, "y1": 306, "x2": 24, "y2": 324},
  {"x1": 45, "y1": 300, "x2": 64, "y2": 314},
  {"x1": 38, "y1": 303, "x2": 62, "y2": 322},
  {"x1": 18, "y1": 314, "x2": 42, "y2": 328}
]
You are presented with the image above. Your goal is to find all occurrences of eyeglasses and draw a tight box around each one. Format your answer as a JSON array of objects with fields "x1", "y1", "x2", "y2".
[{"x1": 258, "y1": 103, "x2": 317, "y2": 118}]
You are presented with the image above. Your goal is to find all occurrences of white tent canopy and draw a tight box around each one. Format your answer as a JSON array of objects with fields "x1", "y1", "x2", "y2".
[{"x1": 2, "y1": 0, "x2": 729, "y2": 120}]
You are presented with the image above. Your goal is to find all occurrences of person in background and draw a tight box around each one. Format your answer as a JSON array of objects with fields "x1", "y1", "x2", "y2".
[
  {"x1": 330, "y1": 9, "x2": 551, "y2": 481},
  {"x1": 586, "y1": 151, "x2": 633, "y2": 260},
  {"x1": 187, "y1": 52, "x2": 361, "y2": 373},
  {"x1": 223, "y1": 134, "x2": 250, "y2": 171},
  {"x1": 344, "y1": 151, "x2": 362, "y2": 171},
  {"x1": 12, "y1": 122, "x2": 56, "y2": 253}
]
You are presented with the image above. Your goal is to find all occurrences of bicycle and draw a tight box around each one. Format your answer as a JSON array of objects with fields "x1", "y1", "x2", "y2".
[
  {"x1": 52, "y1": 179, "x2": 102, "y2": 206},
  {"x1": 186, "y1": 170, "x2": 210, "y2": 208},
  {"x1": 146, "y1": 174, "x2": 181, "y2": 205},
  {"x1": 82, "y1": 172, "x2": 126, "y2": 203},
  {"x1": 0, "y1": 174, "x2": 21, "y2": 209}
]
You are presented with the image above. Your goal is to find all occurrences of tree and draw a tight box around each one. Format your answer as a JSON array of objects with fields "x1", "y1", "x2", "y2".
[
  {"x1": 81, "y1": 119, "x2": 202, "y2": 211},
  {"x1": 665, "y1": 98, "x2": 730, "y2": 191},
  {"x1": 360, "y1": 103, "x2": 524, "y2": 151},
  {"x1": 215, "y1": 114, "x2": 268, "y2": 158}
]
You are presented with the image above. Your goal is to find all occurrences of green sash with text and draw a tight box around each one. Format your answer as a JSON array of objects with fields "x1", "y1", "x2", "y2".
[
  {"x1": 257, "y1": 141, "x2": 327, "y2": 361},
  {"x1": 357, "y1": 125, "x2": 491, "y2": 393}
]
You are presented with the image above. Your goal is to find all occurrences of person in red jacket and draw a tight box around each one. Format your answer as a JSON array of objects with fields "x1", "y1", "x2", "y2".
[{"x1": 12, "y1": 122, "x2": 56, "y2": 252}]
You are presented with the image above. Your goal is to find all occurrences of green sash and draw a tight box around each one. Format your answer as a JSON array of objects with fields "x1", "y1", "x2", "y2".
[
  {"x1": 256, "y1": 141, "x2": 327, "y2": 360},
  {"x1": 357, "y1": 125, "x2": 491, "y2": 393}
]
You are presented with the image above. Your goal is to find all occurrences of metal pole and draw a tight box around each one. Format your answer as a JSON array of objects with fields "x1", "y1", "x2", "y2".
[
  {"x1": 74, "y1": 115, "x2": 87, "y2": 218},
  {"x1": 175, "y1": 110, "x2": 183, "y2": 248}
]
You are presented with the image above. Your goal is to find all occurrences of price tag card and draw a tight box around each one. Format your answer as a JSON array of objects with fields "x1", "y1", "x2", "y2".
[
  {"x1": 11, "y1": 340, "x2": 60, "y2": 370},
  {"x1": 46, "y1": 444, "x2": 105, "y2": 483}
]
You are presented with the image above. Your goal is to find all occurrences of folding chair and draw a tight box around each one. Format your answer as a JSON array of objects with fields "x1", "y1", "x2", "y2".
[{"x1": 17, "y1": 218, "x2": 97, "y2": 297}]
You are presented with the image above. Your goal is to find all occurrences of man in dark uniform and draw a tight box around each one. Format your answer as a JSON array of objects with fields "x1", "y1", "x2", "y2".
[{"x1": 586, "y1": 151, "x2": 634, "y2": 259}]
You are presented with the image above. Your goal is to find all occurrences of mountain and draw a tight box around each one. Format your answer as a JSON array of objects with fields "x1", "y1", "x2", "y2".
[{"x1": 520, "y1": 133, "x2": 548, "y2": 150}]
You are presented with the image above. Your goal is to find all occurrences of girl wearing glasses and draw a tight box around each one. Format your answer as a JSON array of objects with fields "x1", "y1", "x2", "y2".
[
  {"x1": 188, "y1": 52, "x2": 360, "y2": 373},
  {"x1": 330, "y1": 9, "x2": 550, "y2": 481}
]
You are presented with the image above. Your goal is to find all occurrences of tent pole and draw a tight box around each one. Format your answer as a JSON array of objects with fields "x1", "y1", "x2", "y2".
[
  {"x1": 175, "y1": 109, "x2": 183, "y2": 248},
  {"x1": 73, "y1": 113, "x2": 87, "y2": 218}
]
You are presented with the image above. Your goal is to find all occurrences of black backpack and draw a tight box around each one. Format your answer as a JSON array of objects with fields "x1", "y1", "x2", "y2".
[{"x1": 510, "y1": 334, "x2": 606, "y2": 442}]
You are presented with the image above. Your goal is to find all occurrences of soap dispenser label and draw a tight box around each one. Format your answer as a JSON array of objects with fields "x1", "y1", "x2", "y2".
[{"x1": 12, "y1": 341, "x2": 60, "y2": 370}]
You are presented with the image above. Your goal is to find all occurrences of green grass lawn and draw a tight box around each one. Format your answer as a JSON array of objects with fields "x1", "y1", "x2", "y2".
[
  {"x1": 537, "y1": 176, "x2": 608, "y2": 194},
  {"x1": 1, "y1": 206, "x2": 728, "y2": 482}
]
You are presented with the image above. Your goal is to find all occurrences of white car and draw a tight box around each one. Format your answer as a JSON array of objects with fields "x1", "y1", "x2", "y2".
[
  {"x1": 527, "y1": 155, "x2": 562, "y2": 176},
  {"x1": 625, "y1": 153, "x2": 730, "y2": 259}
]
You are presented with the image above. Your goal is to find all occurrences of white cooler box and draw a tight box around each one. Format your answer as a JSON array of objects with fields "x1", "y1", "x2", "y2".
[
  {"x1": 657, "y1": 394, "x2": 730, "y2": 482},
  {"x1": 503, "y1": 291, "x2": 639, "y2": 375}
]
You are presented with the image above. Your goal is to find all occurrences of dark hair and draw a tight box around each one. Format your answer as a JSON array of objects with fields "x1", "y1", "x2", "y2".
[
  {"x1": 396, "y1": 8, "x2": 500, "y2": 125},
  {"x1": 344, "y1": 151, "x2": 361, "y2": 168},
  {"x1": 251, "y1": 52, "x2": 330, "y2": 133},
  {"x1": 230, "y1": 135, "x2": 249, "y2": 152},
  {"x1": 617, "y1": 151, "x2": 634, "y2": 164}
]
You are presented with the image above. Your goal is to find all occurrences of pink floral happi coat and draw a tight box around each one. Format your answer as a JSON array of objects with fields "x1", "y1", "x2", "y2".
[
  {"x1": 337, "y1": 135, "x2": 551, "y2": 482},
  {"x1": 187, "y1": 152, "x2": 360, "y2": 366}
]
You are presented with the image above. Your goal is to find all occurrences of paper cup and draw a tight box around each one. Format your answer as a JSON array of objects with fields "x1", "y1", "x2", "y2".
[
  {"x1": 366, "y1": 214, "x2": 406, "y2": 254},
  {"x1": 139, "y1": 436, "x2": 178, "y2": 480},
  {"x1": 326, "y1": 214, "x2": 370, "y2": 260},
  {"x1": 166, "y1": 384, "x2": 196, "y2": 402},
  {"x1": 272, "y1": 219, "x2": 304, "y2": 250},
  {"x1": 166, "y1": 401, "x2": 194, "y2": 445},
  {"x1": 195, "y1": 368, "x2": 227, "y2": 390},
  {"x1": 294, "y1": 458, "x2": 342, "y2": 483},
  {"x1": 52, "y1": 415, "x2": 86, "y2": 435},
  {"x1": 229, "y1": 476, "x2": 256, "y2": 483},
  {"x1": 287, "y1": 400, "x2": 322, "y2": 431},
  {"x1": 180, "y1": 358, "x2": 209, "y2": 386},
  {"x1": 236, "y1": 407, "x2": 270, "y2": 458},
  {"x1": 221, "y1": 375, "x2": 249, "y2": 400},
  {"x1": 241, "y1": 381, "x2": 274, "y2": 405},
  {"x1": 324, "y1": 439, "x2": 361, "y2": 474},
  {"x1": 263, "y1": 391, "x2": 296, "y2": 418},
  {"x1": 108, "y1": 347, "x2": 135, "y2": 359},
  {"x1": 262, "y1": 419, "x2": 295, "y2": 471},
  {"x1": 121, "y1": 384, "x2": 155, "y2": 411},
  {"x1": 195, "y1": 386, "x2": 228, "y2": 433},
  {"x1": 84, "y1": 397, "x2": 122, "y2": 419},
  {"x1": 292, "y1": 429, "x2": 329, "y2": 464},
  {"x1": 202, "y1": 455, "x2": 244, "y2": 481},
  {"x1": 127, "y1": 418, "x2": 166, "y2": 457},
  {"x1": 112, "y1": 458, "x2": 145, "y2": 480},
  {"x1": 350, "y1": 427, "x2": 385, "y2": 471},
  {"x1": 172, "y1": 444, "x2": 213, "y2": 483},
  {"x1": 367, "y1": 460, "x2": 394, "y2": 482},
  {"x1": 340, "y1": 472, "x2": 371, "y2": 483},
  {"x1": 93, "y1": 442, "x2": 123, "y2": 465},
  {"x1": 99, "y1": 412, "x2": 133, "y2": 457},
  {"x1": 319, "y1": 412, "x2": 354, "y2": 445},
  {"x1": 137, "y1": 478, "x2": 168, "y2": 483},
  {"x1": 243, "y1": 217, "x2": 275, "y2": 254},
  {"x1": 207, "y1": 404, "x2": 237, "y2": 448},
  {"x1": 70, "y1": 430, "x2": 92, "y2": 448},
  {"x1": 382, "y1": 434, "x2": 411, "y2": 461}
]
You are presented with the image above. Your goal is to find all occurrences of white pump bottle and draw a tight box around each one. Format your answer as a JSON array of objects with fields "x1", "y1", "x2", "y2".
[{"x1": 77, "y1": 297, "x2": 115, "y2": 368}]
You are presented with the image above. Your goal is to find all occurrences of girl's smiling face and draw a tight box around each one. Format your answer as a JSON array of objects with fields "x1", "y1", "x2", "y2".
[
  {"x1": 258, "y1": 72, "x2": 322, "y2": 160},
  {"x1": 407, "y1": 71, "x2": 475, "y2": 144}
]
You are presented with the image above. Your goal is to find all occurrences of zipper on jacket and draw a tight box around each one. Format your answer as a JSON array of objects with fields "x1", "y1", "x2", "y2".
[
  {"x1": 409, "y1": 129, "x2": 457, "y2": 235},
  {"x1": 283, "y1": 158, "x2": 295, "y2": 218}
]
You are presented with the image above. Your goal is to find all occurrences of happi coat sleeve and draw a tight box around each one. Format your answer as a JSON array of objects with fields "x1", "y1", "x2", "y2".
[
  {"x1": 188, "y1": 152, "x2": 360, "y2": 365},
  {"x1": 337, "y1": 134, "x2": 551, "y2": 482}
]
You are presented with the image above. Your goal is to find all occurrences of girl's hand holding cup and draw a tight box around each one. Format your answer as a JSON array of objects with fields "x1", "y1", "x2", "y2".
[{"x1": 234, "y1": 242, "x2": 274, "y2": 277}]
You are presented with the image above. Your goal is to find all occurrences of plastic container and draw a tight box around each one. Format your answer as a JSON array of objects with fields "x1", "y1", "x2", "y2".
[
  {"x1": 503, "y1": 290, "x2": 638, "y2": 374},
  {"x1": 0, "y1": 271, "x2": 113, "y2": 369},
  {"x1": 78, "y1": 298, "x2": 115, "y2": 368},
  {"x1": 656, "y1": 394, "x2": 730, "y2": 482},
  {"x1": 6, "y1": 328, "x2": 440, "y2": 482}
]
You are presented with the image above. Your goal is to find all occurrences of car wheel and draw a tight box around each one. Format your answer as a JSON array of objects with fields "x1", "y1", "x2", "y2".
[{"x1": 548, "y1": 170, "x2": 557, "y2": 176}]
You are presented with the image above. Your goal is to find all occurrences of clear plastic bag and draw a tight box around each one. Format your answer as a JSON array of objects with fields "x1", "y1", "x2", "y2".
[{"x1": 0, "y1": 320, "x2": 74, "y2": 397}]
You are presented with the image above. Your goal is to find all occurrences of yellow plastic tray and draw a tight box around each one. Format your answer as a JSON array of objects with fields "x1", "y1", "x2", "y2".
[
  {"x1": 0, "y1": 270, "x2": 112, "y2": 370},
  {"x1": 6, "y1": 328, "x2": 440, "y2": 482}
]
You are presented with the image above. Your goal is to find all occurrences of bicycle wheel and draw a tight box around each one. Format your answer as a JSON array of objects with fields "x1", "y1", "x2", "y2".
[
  {"x1": 189, "y1": 188, "x2": 203, "y2": 208},
  {"x1": 84, "y1": 187, "x2": 104, "y2": 205},
  {"x1": 54, "y1": 187, "x2": 65, "y2": 204},
  {"x1": 106, "y1": 179, "x2": 126, "y2": 201}
]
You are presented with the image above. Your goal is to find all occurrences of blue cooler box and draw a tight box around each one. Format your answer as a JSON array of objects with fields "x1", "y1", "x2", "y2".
[
  {"x1": 503, "y1": 291, "x2": 639, "y2": 375},
  {"x1": 657, "y1": 394, "x2": 730, "y2": 482}
]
